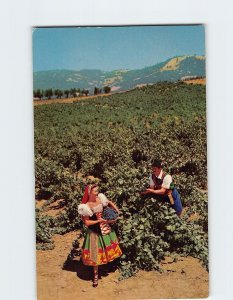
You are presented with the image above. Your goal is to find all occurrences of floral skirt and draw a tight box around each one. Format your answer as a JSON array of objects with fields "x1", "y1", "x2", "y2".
[{"x1": 82, "y1": 228, "x2": 122, "y2": 266}]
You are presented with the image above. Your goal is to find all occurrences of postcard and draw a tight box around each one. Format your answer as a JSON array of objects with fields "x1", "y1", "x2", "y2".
[{"x1": 33, "y1": 25, "x2": 208, "y2": 299}]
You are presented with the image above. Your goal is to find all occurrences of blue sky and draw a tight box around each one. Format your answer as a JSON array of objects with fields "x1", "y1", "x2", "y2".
[{"x1": 33, "y1": 25, "x2": 205, "y2": 72}]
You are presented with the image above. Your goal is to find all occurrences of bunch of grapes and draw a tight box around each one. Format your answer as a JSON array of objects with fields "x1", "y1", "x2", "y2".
[{"x1": 103, "y1": 207, "x2": 118, "y2": 220}]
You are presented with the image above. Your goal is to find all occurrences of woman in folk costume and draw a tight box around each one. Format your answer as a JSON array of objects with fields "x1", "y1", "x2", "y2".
[{"x1": 78, "y1": 184, "x2": 122, "y2": 287}]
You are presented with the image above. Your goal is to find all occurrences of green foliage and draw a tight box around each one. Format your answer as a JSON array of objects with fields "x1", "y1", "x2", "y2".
[
  {"x1": 64, "y1": 90, "x2": 70, "y2": 98},
  {"x1": 82, "y1": 89, "x2": 89, "y2": 96},
  {"x1": 36, "y1": 209, "x2": 55, "y2": 250},
  {"x1": 44, "y1": 88, "x2": 53, "y2": 99},
  {"x1": 94, "y1": 87, "x2": 102, "y2": 95},
  {"x1": 34, "y1": 89, "x2": 44, "y2": 99},
  {"x1": 54, "y1": 89, "x2": 64, "y2": 99},
  {"x1": 34, "y1": 82, "x2": 208, "y2": 277},
  {"x1": 103, "y1": 86, "x2": 111, "y2": 93}
]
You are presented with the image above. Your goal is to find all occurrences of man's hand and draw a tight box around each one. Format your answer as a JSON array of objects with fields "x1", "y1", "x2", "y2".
[
  {"x1": 140, "y1": 189, "x2": 151, "y2": 195},
  {"x1": 141, "y1": 188, "x2": 165, "y2": 196},
  {"x1": 145, "y1": 188, "x2": 155, "y2": 194}
]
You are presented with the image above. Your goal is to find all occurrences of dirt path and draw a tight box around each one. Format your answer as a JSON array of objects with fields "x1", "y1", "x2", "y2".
[
  {"x1": 37, "y1": 231, "x2": 208, "y2": 300},
  {"x1": 33, "y1": 93, "x2": 114, "y2": 106},
  {"x1": 183, "y1": 78, "x2": 206, "y2": 85}
]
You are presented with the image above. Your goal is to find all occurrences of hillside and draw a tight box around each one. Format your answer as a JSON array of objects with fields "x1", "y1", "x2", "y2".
[{"x1": 33, "y1": 55, "x2": 205, "y2": 92}]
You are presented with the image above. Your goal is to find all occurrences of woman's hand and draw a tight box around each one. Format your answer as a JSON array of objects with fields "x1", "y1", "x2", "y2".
[
  {"x1": 108, "y1": 200, "x2": 120, "y2": 214},
  {"x1": 98, "y1": 218, "x2": 108, "y2": 224},
  {"x1": 107, "y1": 220, "x2": 116, "y2": 224},
  {"x1": 107, "y1": 217, "x2": 119, "y2": 224}
]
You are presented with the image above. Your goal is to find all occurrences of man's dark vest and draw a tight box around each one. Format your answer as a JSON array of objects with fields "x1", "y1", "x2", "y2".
[
  {"x1": 152, "y1": 172, "x2": 166, "y2": 189},
  {"x1": 152, "y1": 172, "x2": 175, "y2": 205},
  {"x1": 152, "y1": 172, "x2": 175, "y2": 190}
]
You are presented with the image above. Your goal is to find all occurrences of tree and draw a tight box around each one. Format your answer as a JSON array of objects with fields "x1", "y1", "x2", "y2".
[
  {"x1": 34, "y1": 89, "x2": 44, "y2": 99},
  {"x1": 70, "y1": 88, "x2": 77, "y2": 98},
  {"x1": 40, "y1": 90, "x2": 44, "y2": 99},
  {"x1": 103, "y1": 86, "x2": 111, "y2": 93},
  {"x1": 44, "y1": 88, "x2": 53, "y2": 99},
  {"x1": 54, "y1": 89, "x2": 59, "y2": 99},
  {"x1": 58, "y1": 89, "x2": 63, "y2": 98},
  {"x1": 82, "y1": 89, "x2": 89, "y2": 96},
  {"x1": 54, "y1": 89, "x2": 63, "y2": 99},
  {"x1": 64, "y1": 90, "x2": 70, "y2": 98},
  {"x1": 94, "y1": 87, "x2": 101, "y2": 95},
  {"x1": 75, "y1": 88, "x2": 81, "y2": 97}
]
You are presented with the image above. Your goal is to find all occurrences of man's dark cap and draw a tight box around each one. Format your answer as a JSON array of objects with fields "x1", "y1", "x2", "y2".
[{"x1": 151, "y1": 159, "x2": 162, "y2": 168}]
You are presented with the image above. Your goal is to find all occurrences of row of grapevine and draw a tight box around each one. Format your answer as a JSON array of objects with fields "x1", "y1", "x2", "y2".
[{"x1": 34, "y1": 81, "x2": 208, "y2": 278}]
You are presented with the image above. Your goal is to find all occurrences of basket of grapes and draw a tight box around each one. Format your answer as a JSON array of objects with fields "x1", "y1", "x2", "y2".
[{"x1": 102, "y1": 207, "x2": 118, "y2": 221}]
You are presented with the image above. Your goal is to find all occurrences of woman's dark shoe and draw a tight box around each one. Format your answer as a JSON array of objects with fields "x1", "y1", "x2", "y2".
[{"x1": 92, "y1": 271, "x2": 98, "y2": 287}]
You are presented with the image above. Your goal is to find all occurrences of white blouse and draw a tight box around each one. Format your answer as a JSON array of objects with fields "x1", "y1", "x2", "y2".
[
  {"x1": 78, "y1": 193, "x2": 109, "y2": 216},
  {"x1": 97, "y1": 193, "x2": 109, "y2": 207}
]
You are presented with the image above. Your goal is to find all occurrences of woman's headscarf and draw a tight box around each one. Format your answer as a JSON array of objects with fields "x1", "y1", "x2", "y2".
[{"x1": 81, "y1": 184, "x2": 97, "y2": 204}]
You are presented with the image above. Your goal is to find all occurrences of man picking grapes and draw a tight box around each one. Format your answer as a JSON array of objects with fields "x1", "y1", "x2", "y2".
[{"x1": 142, "y1": 159, "x2": 183, "y2": 217}]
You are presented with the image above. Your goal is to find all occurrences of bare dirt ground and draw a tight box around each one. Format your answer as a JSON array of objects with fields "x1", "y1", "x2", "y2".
[
  {"x1": 33, "y1": 93, "x2": 114, "y2": 106},
  {"x1": 183, "y1": 78, "x2": 206, "y2": 85},
  {"x1": 37, "y1": 230, "x2": 208, "y2": 300},
  {"x1": 36, "y1": 199, "x2": 66, "y2": 217}
]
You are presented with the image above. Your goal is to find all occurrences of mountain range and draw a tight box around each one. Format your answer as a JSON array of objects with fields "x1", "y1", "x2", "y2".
[{"x1": 33, "y1": 55, "x2": 205, "y2": 92}]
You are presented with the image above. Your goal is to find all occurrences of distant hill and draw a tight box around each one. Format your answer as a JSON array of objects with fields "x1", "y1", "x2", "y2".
[{"x1": 33, "y1": 55, "x2": 205, "y2": 92}]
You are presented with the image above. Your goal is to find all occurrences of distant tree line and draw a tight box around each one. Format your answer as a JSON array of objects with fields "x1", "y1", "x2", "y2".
[{"x1": 33, "y1": 86, "x2": 111, "y2": 100}]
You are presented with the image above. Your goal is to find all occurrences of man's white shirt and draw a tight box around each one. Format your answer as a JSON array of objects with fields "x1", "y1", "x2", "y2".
[{"x1": 149, "y1": 170, "x2": 172, "y2": 189}]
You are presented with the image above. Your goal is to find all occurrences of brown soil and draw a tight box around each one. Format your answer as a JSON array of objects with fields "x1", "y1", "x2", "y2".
[
  {"x1": 36, "y1": 199, "x2": 47, "y2": 209},
  {"x1": 36, "y1": 199, "x2": 66, "y2": 217},
  {"x1": 33, "y1": 93, "x2": 113, "y2": 106},
  {"x1": 183, "y1": 78, "x2": 206, "y2": 85},
  {"x1": 37, "y1": 231, "x2": 208, "y2": 300}
]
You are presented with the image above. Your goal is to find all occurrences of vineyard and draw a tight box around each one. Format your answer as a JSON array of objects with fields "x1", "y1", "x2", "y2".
[{"x1": 34, "y1": 81, "x2": 208, "y2": 279}]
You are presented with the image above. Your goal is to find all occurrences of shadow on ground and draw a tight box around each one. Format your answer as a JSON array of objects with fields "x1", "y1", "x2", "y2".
[{"x1": 62, "y1": 256, "x2": 119, "y2": 281}]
